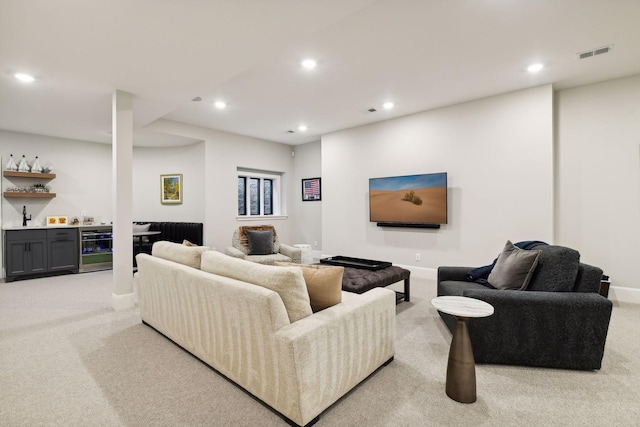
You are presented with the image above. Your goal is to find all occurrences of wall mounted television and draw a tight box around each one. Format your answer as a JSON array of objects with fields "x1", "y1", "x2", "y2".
[{"x1": 369, "y1": 172, "x2": 447, "y2": 228}]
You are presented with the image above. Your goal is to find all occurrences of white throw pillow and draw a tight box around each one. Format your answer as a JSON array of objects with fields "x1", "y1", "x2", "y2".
[
  {"x1": 151, "y1": 241, "x2": 210, "y2": 269},
  {"x1": 133, "y1": 223, "x2": 151, "y2": 242},
  {"x1": 201, "y1": 251, "x2": 312, "y2": 323}
]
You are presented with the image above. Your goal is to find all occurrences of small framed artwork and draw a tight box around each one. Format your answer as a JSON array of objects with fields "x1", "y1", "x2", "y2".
[
  {"x1": 302, "y1": 177, "x2": 321, "y2": 201},
  {"x1": 46, "y1": 216, "x2": 68, "y2": 226},
  {"x1": 161, "y1": 174, "x2": 183, "y2": 205}
]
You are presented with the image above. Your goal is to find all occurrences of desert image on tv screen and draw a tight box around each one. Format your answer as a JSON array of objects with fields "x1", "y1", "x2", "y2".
[{"x1": 369, "y1": 173, "x2": 447, "y2": 224}]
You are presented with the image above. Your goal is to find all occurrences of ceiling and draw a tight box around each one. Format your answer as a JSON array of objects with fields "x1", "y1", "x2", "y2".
[{"x1": 2, "y1": 0, "x2": 640, "y2": 147}]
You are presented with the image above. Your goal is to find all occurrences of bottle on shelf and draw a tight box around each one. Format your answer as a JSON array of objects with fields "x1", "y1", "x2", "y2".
[
  {"x1": 31, "y1": 156, "x2": 43, "y2": 173},
  {"x1": 5, "y1": 154, "x2": 18, "y2": 171},
  {"x1": 17, "y1": 155, "x2": 30, "y2": 172}
]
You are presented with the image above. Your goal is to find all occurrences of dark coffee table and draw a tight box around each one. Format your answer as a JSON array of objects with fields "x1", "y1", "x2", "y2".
[{"x1": 320, "y1": 256, "x2": 410, "y2": 303}]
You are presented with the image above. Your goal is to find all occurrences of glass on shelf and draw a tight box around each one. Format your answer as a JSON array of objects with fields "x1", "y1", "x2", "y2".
[{"x1": 4, "y1": 185, "x2": 51, "y2": 193}]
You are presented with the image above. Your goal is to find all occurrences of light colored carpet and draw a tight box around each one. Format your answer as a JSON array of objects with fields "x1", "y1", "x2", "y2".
[{"x1": 1, "y1": 271, "x2": 639, "y2": 426}]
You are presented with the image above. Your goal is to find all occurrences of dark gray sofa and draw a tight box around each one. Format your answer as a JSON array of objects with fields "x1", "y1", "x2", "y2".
[{"x1": 437, "y1": 244, "x2": 613, "y2": 370}]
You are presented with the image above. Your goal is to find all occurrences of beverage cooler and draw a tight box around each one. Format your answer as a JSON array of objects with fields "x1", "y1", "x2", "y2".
[{"x1": 79, "y1": 226, "x2": 113, "y2": 272}]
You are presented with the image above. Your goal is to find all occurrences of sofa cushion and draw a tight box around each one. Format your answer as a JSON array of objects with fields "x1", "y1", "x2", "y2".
[
  {"x1": 246, "y1": 229, "x2": 275, "y2": 255},
  {"x1": 527, "y1": 245, "x2": 580, "y2": 292},
  {"x1": 487, "y1": 240, "x2": 541, "y2": 290},
  {"x1": 245, "y1": 253, "x2": 292, "y2": 265},
  {"x1": 275, "y1": 262, "x2": 343, "y2": 312},
  {"x1": 201, "y1": 251, "x2": 312, "y2": 323},
  {"x1": 151, "y1": 241, "x2": 210, "y2": 269}
]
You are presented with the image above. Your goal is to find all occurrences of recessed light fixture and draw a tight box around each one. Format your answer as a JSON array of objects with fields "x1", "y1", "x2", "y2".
[
  {"x1": 15, "y1": 73, "x2": 35, "y2": 83},
  {"x1": 527, "y1": 63, "x2": 544, "y2": 73},
  {"x1": 382, "y1": 102, "x2": 395, "y2": 110},
  {"x1": 301, "y1": 59, "x2": 317, "y2": 70},
  {"x1": 298, "y1": 125, "x2": 308, "y2": 132},
  {"x1": 214, "y1": 101, "x2": 227, "y2": 109}
]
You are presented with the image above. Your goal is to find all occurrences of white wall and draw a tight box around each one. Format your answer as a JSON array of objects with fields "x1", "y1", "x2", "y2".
[
  {"x1": 290, "y1": 141, "x2": 322, "y2": 251},
  {"x1": 321, "y1": 85, "x2": 554, "y2": 270},
  {"x1": 1, "y1": 131, "x2": 113, "y2": 227},
  {"x1": 556, "y1": 75, "x2": 640, "y2": 291},
  {"x1": 1, "y1": 124, "x2": 298, "y2": 274},
  {"x1": 144, "y1": 119, "x2": 296, "y2": 252},
  {"x1": 132, "y1": 143, "x2": 206, "y2": 223},
  {"x1": 0, "y1": 131, "x2": 208, "y2": 227}
]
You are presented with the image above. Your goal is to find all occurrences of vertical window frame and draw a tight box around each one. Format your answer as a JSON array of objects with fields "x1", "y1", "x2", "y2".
[{"x1": 237, "y1": 169, "x2": 283, "y2": 218}]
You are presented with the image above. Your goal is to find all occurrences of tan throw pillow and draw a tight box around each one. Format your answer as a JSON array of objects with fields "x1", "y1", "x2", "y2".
[
  {"x1": 201, "y1": 251, "x2": 312, "y2": 323},
  {"x1": 151, "y1": 241, "x2": 210, "y2": 269},
  {"x1": 182, "y1": 239, "x2": 197, "y2": 246},
  {"x1": 275, "y1": 262, "x2": 343, "y2": 312},
  {"x1": 488, "y1": 240, "x2": 541, "y2": 290}
]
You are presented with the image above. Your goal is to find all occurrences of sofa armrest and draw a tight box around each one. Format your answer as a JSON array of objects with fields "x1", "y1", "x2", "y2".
[
  {"x1": 279, "y1": 243, "x2": 302, "y2": 263},
  {"x1": 438, "y1": 266, "x2": 474, "y2": 283},
  {"x1": 225, "y1": 246, "x2": 246, "y2": 259},
  {"x1": 274, "y1": 288, "x2": 396, "y2": 424},
  {"x1": 459, "y1": 288, "x2": 612, "y2": 369}
]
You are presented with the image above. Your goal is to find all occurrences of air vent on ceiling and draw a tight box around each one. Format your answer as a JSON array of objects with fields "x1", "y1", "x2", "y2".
[
  {"x1": 368, "y1": 108, "x2": 377, "y2": 113},
  {"x1": 577, "y1": 44, "x2": 613, "y2": 60},
  {"x1": 286, "y1": 130, "x2": 295, "y2": 133},
  {"x1": 191, "y1": 96, "x2": 202, "y2": 102}
]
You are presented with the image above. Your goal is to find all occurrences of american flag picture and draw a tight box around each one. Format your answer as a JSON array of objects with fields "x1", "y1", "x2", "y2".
[{"x1": 302, "y1": 178, "x2": 321, "y2": 201}]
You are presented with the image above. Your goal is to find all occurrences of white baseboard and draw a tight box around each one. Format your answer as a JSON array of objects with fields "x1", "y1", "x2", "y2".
[
  {"x1": 395, "y1": 264, "x2": 437, "y2": 281},
  {"x1": 111, "y1": 292, "x2": 136, "y2": 311},
  {"x1": 609, "y1": 286, "x2": 640, "y2": 305}
]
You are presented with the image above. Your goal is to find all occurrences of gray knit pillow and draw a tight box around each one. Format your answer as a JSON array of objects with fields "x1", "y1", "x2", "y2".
[
  {"x1": 488, "y1": 240, "x2": 541, "y2": 290},
  {"x1": 246, "y1": 229, "x2": 275, "y2": 255}
]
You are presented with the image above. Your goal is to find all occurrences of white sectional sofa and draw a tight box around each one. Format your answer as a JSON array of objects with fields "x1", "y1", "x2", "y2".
[{"x1": 135, "y1": 242, "x2": 396, "y2": 426}]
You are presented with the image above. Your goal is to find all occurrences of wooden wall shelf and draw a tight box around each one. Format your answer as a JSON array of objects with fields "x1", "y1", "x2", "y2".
[
  {"x1": 3, "y1": 192, "x2": 56, "y2": 199},
  {"x1": 3, "y1": 171, "x2": 56, "y2": 179}
]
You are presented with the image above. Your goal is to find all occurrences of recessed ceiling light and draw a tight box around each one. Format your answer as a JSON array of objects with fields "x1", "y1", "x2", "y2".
[
  {"x1": 298, "y1": 125, "x2": 308, "y2": 132},
  {"x1": 14, "y1": 73, "x2": 35, "y2": 83},
  {"x1": 527, "y1": 63, "x2": 544, "y2": 73},
  {"x1": 301, "y1": 59, "x2": 317, "y2": 70},
  {"x1": 214, "y1": 101, "x2": 226, "y2": 109},
  {"x1": 382, "y1": 102, "x2": 395, "y2": 110}
]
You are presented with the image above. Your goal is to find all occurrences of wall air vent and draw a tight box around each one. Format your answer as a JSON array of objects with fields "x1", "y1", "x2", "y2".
[{"x1": 577, "y1": 44, "x2": 613, "y2": 60}]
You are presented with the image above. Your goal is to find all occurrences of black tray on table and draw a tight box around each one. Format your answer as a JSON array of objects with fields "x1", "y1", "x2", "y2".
[{"x1": 319, "y1": 256, "x2": 392, "y2": 271}]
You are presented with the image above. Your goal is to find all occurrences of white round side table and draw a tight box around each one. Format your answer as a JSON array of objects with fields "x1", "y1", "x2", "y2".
[{"x1": 432, "y1": 296, "x2": 494, "y2": 403}]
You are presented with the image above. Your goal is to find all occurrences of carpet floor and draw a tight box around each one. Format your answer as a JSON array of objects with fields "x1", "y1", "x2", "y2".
[{"x1": 1, "y1": 270, "x2": 639, "y2": 426}]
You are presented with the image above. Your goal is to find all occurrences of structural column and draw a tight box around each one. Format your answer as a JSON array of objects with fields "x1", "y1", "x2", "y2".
[{"x1": 111, "y1": 90, "x2": 135, "y2": 310}]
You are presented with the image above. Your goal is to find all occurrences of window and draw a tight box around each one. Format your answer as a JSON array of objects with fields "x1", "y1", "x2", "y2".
[{"x1": 237, "y1": 168, "x2": 282, "y2": 217}]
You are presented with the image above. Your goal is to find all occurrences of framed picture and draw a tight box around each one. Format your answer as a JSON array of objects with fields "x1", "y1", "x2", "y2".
[
  {"x1": 46, "y1": 216, "x2": 68, "y2": 226},
  {"x1": 302, "y1": 177, "x2": 321, "y2": 201},
  {"x1": 161, "y1": 174, "x2": 183, "y2": 204}
]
